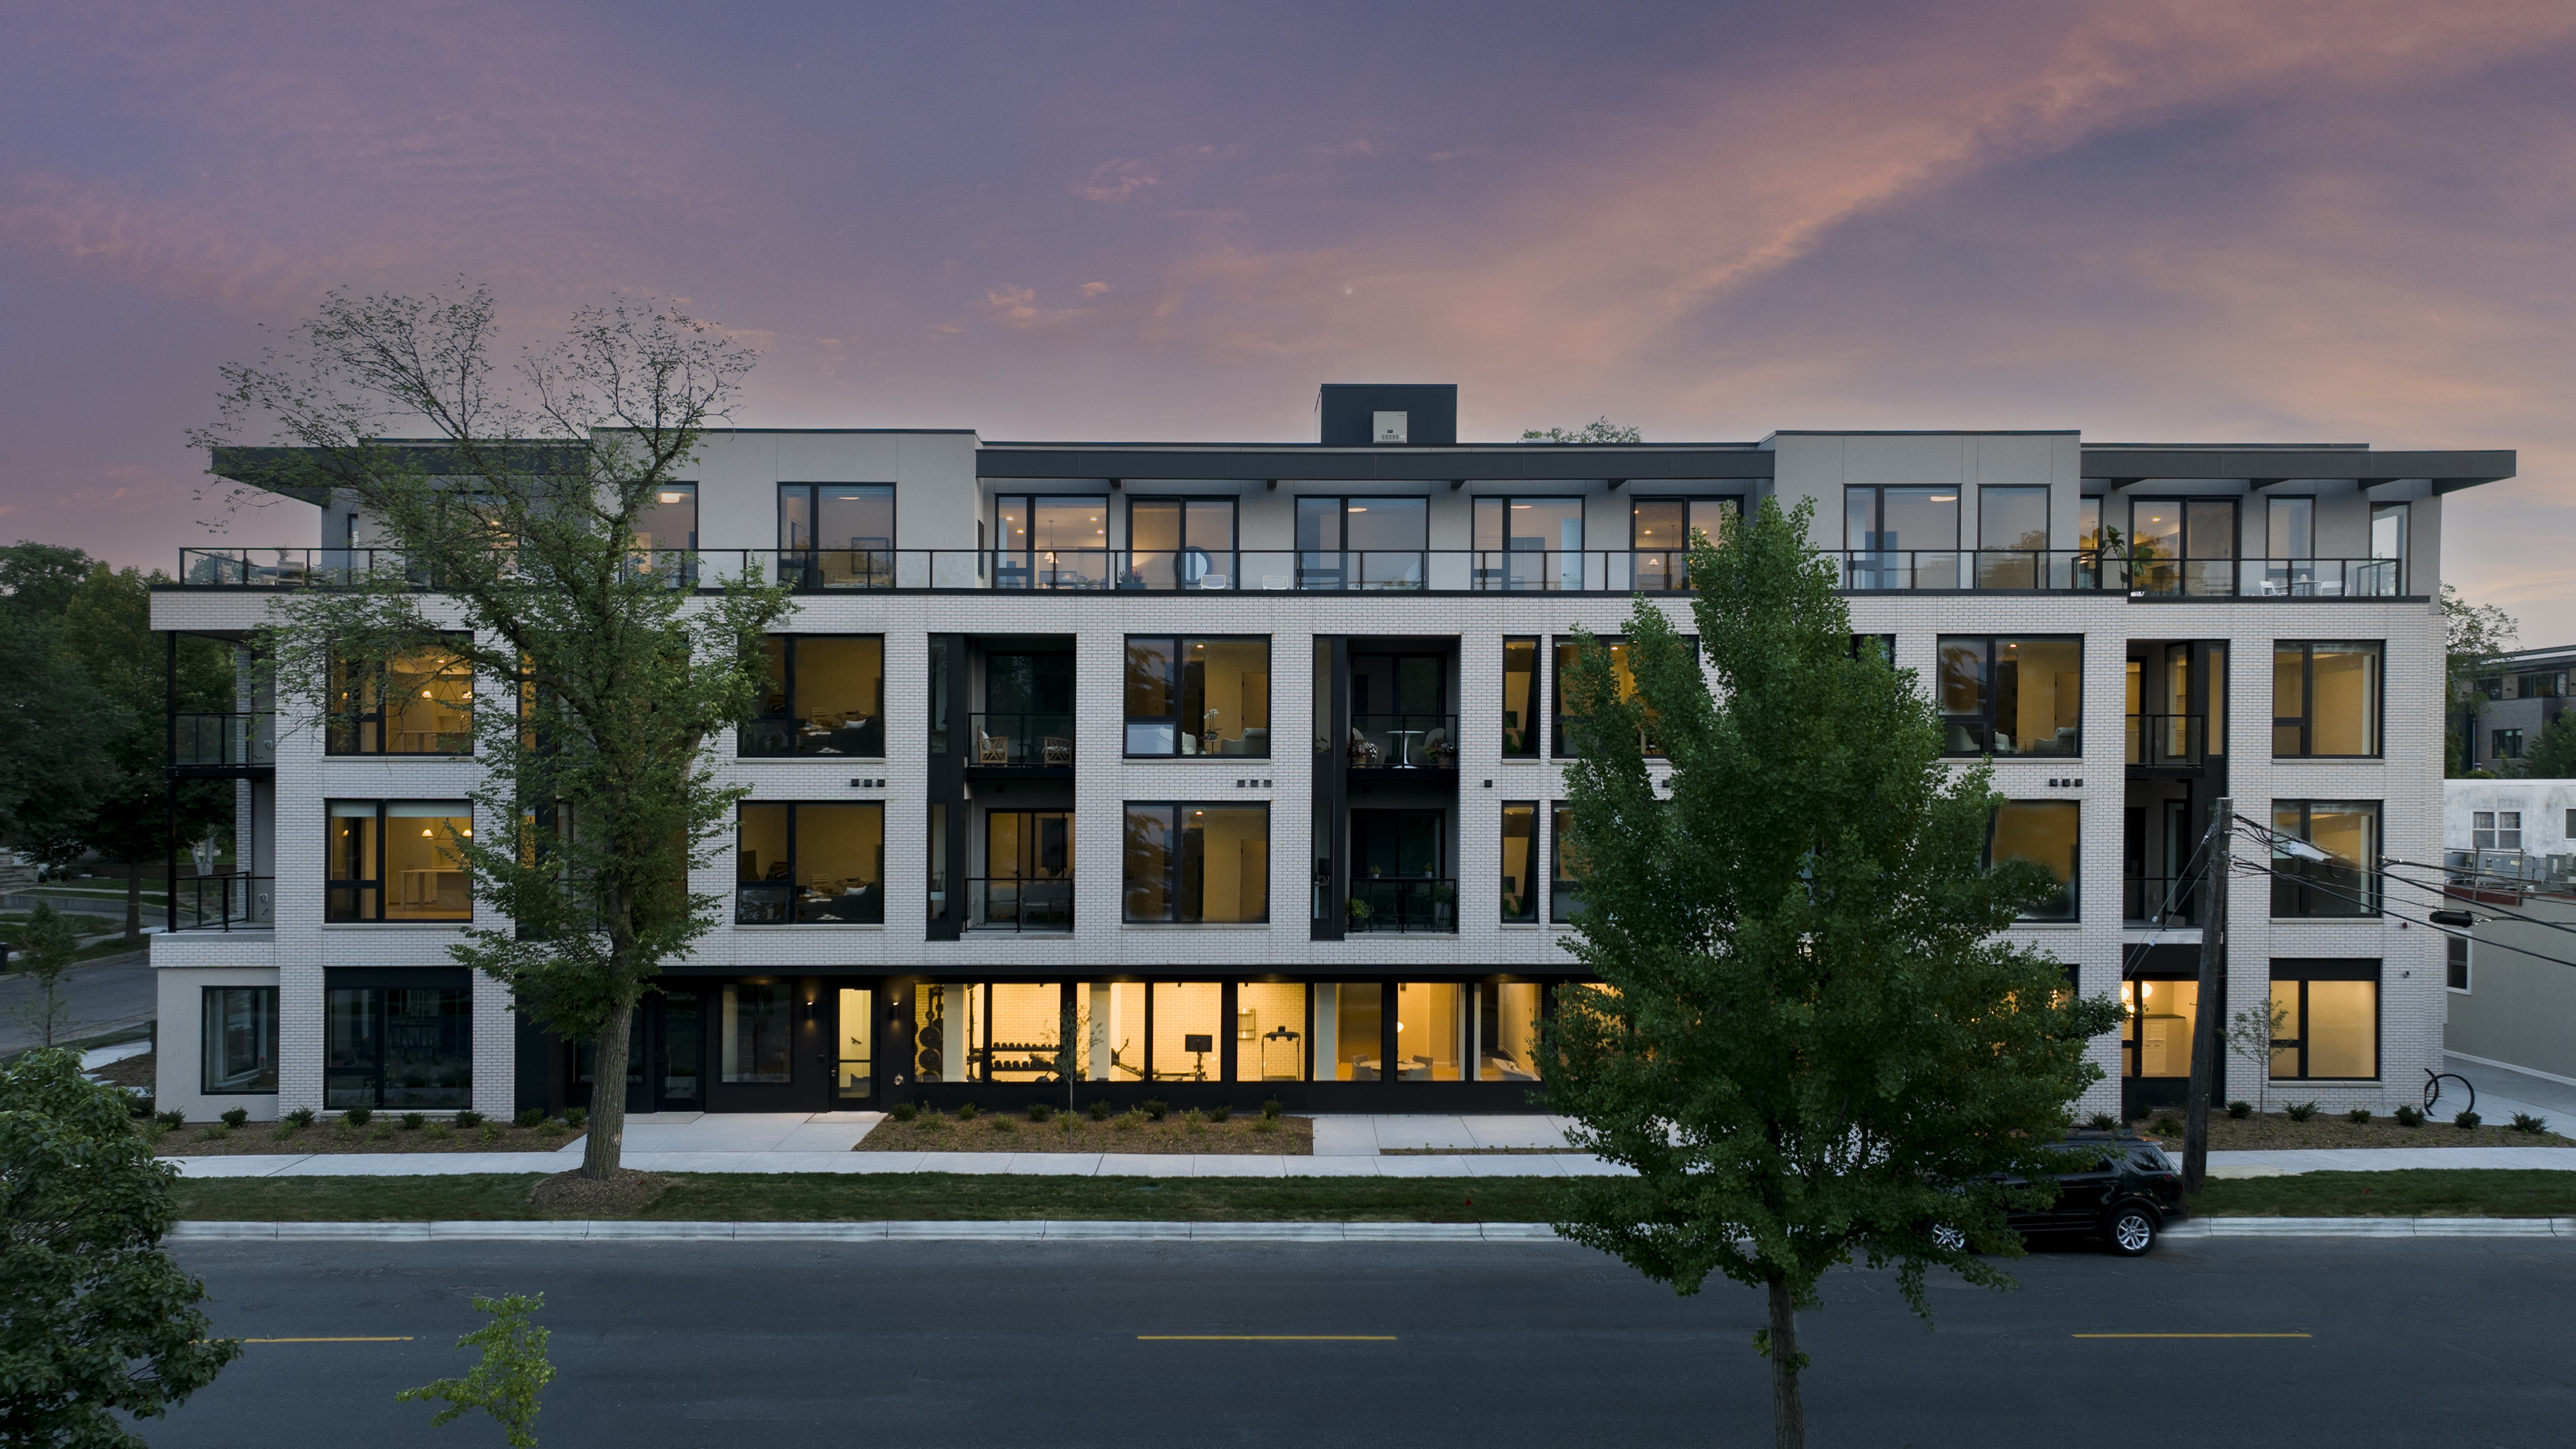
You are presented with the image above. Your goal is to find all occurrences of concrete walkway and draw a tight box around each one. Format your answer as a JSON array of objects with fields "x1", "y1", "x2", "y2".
[{"x1": 2445, "y1": 1053, "x2": 2576, "y2": 1129}]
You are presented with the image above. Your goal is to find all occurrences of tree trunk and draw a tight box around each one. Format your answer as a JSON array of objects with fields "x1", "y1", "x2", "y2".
[
  {"x1": 580, "y1": 998, "x2": 634, "y2": 1180},
  {"x1": 125, "y1": 869, "x2": 142, "y2": 943},
  {"x1": 1766, "y1": 1275, "x2": 1806, "y2": 1449}
]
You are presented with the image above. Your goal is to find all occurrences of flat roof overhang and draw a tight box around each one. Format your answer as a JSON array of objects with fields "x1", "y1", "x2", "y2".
[
  {"x1": 975, "y1": 444, "x2": 1774, "y2": 483},
  {"x1": 2081, "y1": 447, "x2": 2516, "y2": 493}
]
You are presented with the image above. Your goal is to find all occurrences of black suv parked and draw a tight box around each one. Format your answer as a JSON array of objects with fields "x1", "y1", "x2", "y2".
[{"x1": 1937, "y1": 1133, "x2": 2187, "y2": 1256}]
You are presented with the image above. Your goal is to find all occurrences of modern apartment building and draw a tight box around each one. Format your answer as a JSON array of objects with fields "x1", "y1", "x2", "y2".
[
  {"x1": 148, "y1": 385, "x2": 2512, "y2": 1123},
  {"x1": 2462, "y1": 642, "x2": 2576, "y2": 773}
]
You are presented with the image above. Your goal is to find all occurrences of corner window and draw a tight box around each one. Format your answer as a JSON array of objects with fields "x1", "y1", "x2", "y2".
[
  {"x1": 325, "y1": 970, "x2": 472, "y2": 1109},
  {"x1": 778, "y1": 483, "x2": 896, "y2": 588},
  {"x1": 1501, "y1": 801, "x2": 1538, "y2": 923},
  {"x1": 2472, "y1": 811, "x2": 2522, "y2": 851},
  {"x1": 1473, "y1": 497, "x2": 1585, "y2": 591},
  {"x1": 1550, "y1": 804, "x2": 1583, "y2": 924},
  {"x1": 326, "y1": 801, "x2": 472, "y2": 922},
  {"x1": 328, "y1": 642, "x2": 472, "y2": 755},
  {"x1": 1630, "y1": 497, "x2": 1737, "y2": 591},
  {"x1": 2269, "y1": 960, "x2": 2379, "y2": 1080},
  {"x1": 2272, "y1": 642, "x2": 2380, "y2": 758},
  {"x1": 1989, "y1": 800, "x2": 2079, "y2": 921},
  {"x1": 1501, "y1": 638, "x2": 1539, "y2": 757},
  {"x1": 741, "y1": 635, "x2": 884, "y2": 758},
  {"x1": 1124, "y1": 637, "x2": 1271, "y2": 757},
  {"x1": 201, "y1": 986, "x2": 277, "y2": 1094},
  {"x1": 2271, "y1": 801, "x2": 2379, "y2": 918},
  {"x1": 1125, "y1": 497, "x2": 1236, "y2": 590},
  {"x1": 736, "y1": 802, "x2": 885, "y2": 924},
  {"x1": 1938, "y1": 637, "x2": 2082, "y2": 757},
  {"x1": 1123, "y1": 803, "x2": 1269, "y2": 923}
]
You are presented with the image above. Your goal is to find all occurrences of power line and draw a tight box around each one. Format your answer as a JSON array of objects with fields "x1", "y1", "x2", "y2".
[{"x1": 2225, "y1": 849, "x2": 2576, "y2": 975}]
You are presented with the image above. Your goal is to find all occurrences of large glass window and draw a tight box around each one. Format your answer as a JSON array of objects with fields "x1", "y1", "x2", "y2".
[
  {"x1": 633, "y1": 483, "x2": 697, "y2": 553},
  {"x1": 1348, "y1": 650, "x2": 1449, "y2": 769},
  {"x1": 1845, "y1": 485, "x2": 1959, "y2": 587},
  {"x1": 1150, "y1": 982, "x2": 1224, "y2": 1082},
  {"x1": 721, "y1": 982, "x2": 794, "y2": 1083},
  {"x1": 2367, "y1": 502, "x2": 2408, "y2": 595},
  {"x1": 1939, "y1": 637, "x2": 2082, "y2": 757},
  {"x1": 977, "y1": 809, "x2": 1073, "y2": 931},
  {"x1": 1554, "y1": 637, "x2": 1668, "y2": 757},
  {"x1": 1348, "y1": 809, "x2": 1450, "y2": 933},
  {"x1": 1395, "y1": 982, "x2": 1464, "y2": 1080},
  {"x1": 779, "y1": 483, "x2": 896, "y2": 588},
  {"x1": 1473, "y1": 497, "x2": 1584, "y2": 591},
  {"x1": 1317, "y1": 982, "x2": 1385, "y2": 1080},
  {"x1": 1989, "y1": 800, "x2": 2079, "y2": 921},
  {"x1": 2273, "y1": 642, "x2": 2380, "y2": 758},
  {"x1": 1502, "y1": 638, "x2": 1539, "y2": 757},
  {"x1": 914, "y1": 983, "x2": 974, "y2": 1085},
  {"x1": 1123, "y1": 804, "x2": 1269, "y2": 923},
  {"x1": 742, "y1": 635, "x2": 884, "y2": 758},
  {"x1": 1551, "y1": 804, "x2": 1583, "y2": 924},
  {"x1": 1125, "y1": 637, "x2": 1271, "y2": 757},
  {"x1": 1078, "y1": 981, "x2": 1147, "y2": 1083},
  {"x1": 1976, "y1": 486, "x2": 2050, "y2": 587},
  {"x1": 2271, "y1": 801, "x2": 2379, "y2": 918},
  {"x1": 2129, "y1": 498, "x2": 2235, "y2": 596},
  {"x1": 328, "y1": 642, "x2": 472, "y2": 755},
  {"x1": 2121, "y1": 978, "x2": 2199, "y2": 1080},
  {"x1": 993, "y1": 494, "x2": 1111, "y2": 590},
  {"x1": 2270, "y1": 962, "x2": 2379, "y2": 1079},
  {"x1": 325, "y1": 971, "x2": 471, "y2": 1109},
  {"x1": 986, "y1": 982, "x2": 1068, "y2": 1082},
  {"x1": 1631, "y1": 497, "x2": 1737, "y2": 591},
  {"x1": 1296, "y1": 496, "x2": 1428, "y2": 590},
  {"x1": 1501, "y1": 802, "x2": 1538, "y2": 922},
  {"x1": 201, "y1": 986, "x2": 277, "y2": 1094},
  {"x1": 326, "y1": 801, "x2": 472, "y2": 922},
  {"x1": 735, "y1": 802, "x2": 885, "y2": 924},
  {"x1": 1235, "y1": 982, "x2": 1307, "y2": 1081},
  {"x1": 977, "y1": 648, "x2": 1075, "y2": 767},
  {"x1": 1126, "y1": 498, "x2": 1236, "y2": 590},
  {"x1": 1478, "y1": 983, "x2": 1544, "y2": 1082}
]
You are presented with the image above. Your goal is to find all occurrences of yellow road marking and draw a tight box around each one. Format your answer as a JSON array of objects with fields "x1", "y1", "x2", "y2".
[
  {"x1": 2072, "y1": 1332, "x2": 2310, "y2": 1339},
  {"x1": 1138, "y1": 1335, "x2": 1396, "y2": 1341},
  {"x1": 239, "y1": 1336, "x2": 416, "y2": 1344}
]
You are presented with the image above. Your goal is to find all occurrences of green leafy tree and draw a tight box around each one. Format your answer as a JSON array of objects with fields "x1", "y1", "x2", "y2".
[
  {"x1": 1519, "y1": 416, "x2": 1642, "y2": 444},
  {"x1": 2222, "y1": 996, "x2": 2291, "y2": 1117},
  {"x1": 1546, "y1": 498, "x2": 2124, "y2": 1449},
  {"x1": 2442, "y1": 584, "x2": 2517, "y2": 778},
  {"x1": 195, "y1": 284, "x2": 795, "y2": 1181},
  {"x1": 2518, "y1": 709, "x2": 2576, "y2": 779},
  {"x1": 398, "y1": 1292, "x2": 555, "y2": 1448},
  {"x1": 0, "y1": 1047, "x2": 240, "y2": 1444},
  {"x1": 6, "y1": 901, "x2": 84, "y2": 1048},
  {"x1": 0, "y1": 552, "x2": 124, "y2": 868}
]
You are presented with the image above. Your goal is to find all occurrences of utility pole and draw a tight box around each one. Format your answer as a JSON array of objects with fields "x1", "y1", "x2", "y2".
[{"x1": 2180, "y1": 796, "x2": 2231, "y2": 1195}]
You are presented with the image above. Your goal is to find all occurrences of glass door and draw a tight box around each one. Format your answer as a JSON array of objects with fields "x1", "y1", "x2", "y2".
[
  {"x1": 658, "y1": 993, "x2": 703, "y2": 1110},
  {"x1": 837, "y1": 988, "x2": 875, "y2": 1102}
]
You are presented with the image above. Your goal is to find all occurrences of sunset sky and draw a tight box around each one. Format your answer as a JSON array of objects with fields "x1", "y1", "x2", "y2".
[{"x1": 5, "y1": 1, "x2": 2573, "y2": 633}]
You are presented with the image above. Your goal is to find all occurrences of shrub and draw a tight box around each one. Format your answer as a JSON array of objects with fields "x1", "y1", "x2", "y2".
[
  {"x1": 2226, "y1": 1101, "x2": 2252, "y2": 1120},
  {"x1": 2347, "y1": 1108, "x2": 2373, "y2": 1124},
  {"x1": 1114, "y1": 1109, "x2": 1144, "y2": 1132},
  {"x1": 428, "y1": 1121, "x2": 453, "y2": 1140},
  {"x1": 343, "y1": 1107, "x2": 373, "y2": 1128},
  {"x1": 454, "y1": 1110, "x2": 483, "y2": 1129},
  {"x1": 1182, "y1": 1108, "x2": 1206, "y2": 1131},
  {"x1": 564, "y1": 1107, "x2": 588, "y2": 1130},
  {"x1": 1141, "y1": 1098, "x2": 1169, "y2": 1121},
  {"x1": 1027, "y1": 1102, "x2": 1055, "y2": 1123},
  {"x1": 154, "y1": 1109, "x2": 186, "y2": 1130},
  {"x1": 1262, "y1": 1099, "x2": 1284, "y2": 1120},
  {"x1": 1251, "y1": 1116, "x2": 1279, "y2": 1135},
  {"x1": 540, "y1": 1119, "x2": 568, "y2": 1137},
  {"x1": 2512, "y1": 1112, "x2": 2550, "y2": 1134},
  {"x1": 2394, "y1": 1105, "x2": 2425, "y2": 1127},
  {"x1": 2150, "y1": 1114, "x2": 2182, "y2": 1137},
  {"x1": 1087, "y1": 1099, "x2": 1112, "y2": 1121},
  {"x1": 479, "y1": 1122, "x2": 503, "y2": 1144},
  {"x1": 956, "y1": 1102, "x2": 980, "y2": 1121},
  {"x1": 890, "y1": 1102, "x2": 919, "y2": 1122},
  {"x1": 286, "y1": 1107, "x2": 316, "y2": 1128},
  {"x1": 516, "y1": 1108, "x2": 546, "y2": 1129},
  {"x1": 219, "y1": 1107, "x2": 249, "y2": 1129},
  {"x1": 2284, "y1": 1101, "x2": 2317, "y2": 1123},
  {"x1": 400, "y1": 1112, "x2": 425, "y2": 1131},
  {"x1": 989, "y1": 1115, "x2": 1016, "y2": 1133},
  {"x1": 917, "y1": 1110, "x2": 948, "y2": 1132},
  {"x1": 367, "y1": 1121, "x2": 394, "y2": 1141},
  {"x1": 270, "y1": 1122, "x2": 297, "y2": 1142},
  {"x1": 200, "y1": 1123, "x2": 229, "y2": 1141},
  {"x1": 1209, "y1": 1104, "x2": 1232, "y2": 1123},
  {"x1": 2085, "y1": 1112, "x2": 2117, "y2": 1131},
  {"x1": 2454, "y1": 1109, "x2": 2482, "y2": 1130}
]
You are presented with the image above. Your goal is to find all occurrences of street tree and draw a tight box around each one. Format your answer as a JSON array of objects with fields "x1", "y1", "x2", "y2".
[
  {"x1": 2221, "y1": 997, "x2": 2291, "y2": 1118},
  {"x1": 2519, "y1": 710, "x2": 2576, "y2": 779},
  {"x1": 1519, "y1": 416, "x2": 1642, "y2": 444},
  {"x1": 2442, "y1": 584, "x2": 2517, "y2": 777},
  {"x1": 1546, "y1": 497, "x2": 2124, "y2": 1449},
  {"x1": 0, "y1": 1047, "x2": 240, "y2": 1444},
  {"x1": 399, "y1": 1292, "x2": 555, "y2": 1448},
  {"x1": 5, "y1": 901, "x2": 84, "y2": 1048},
  {"x1": 196, "y1": 284, "x2": 796, "y2": 1182}
]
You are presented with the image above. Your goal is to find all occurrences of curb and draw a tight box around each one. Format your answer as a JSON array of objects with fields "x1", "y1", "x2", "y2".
[{"x1": 170, "y1": 1217, "x2": 2576, "y2": 1243}]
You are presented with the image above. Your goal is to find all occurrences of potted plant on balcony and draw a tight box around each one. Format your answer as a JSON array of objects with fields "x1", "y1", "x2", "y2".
[
  {"x1": 1425, "y1": 739, "x2": 1457, "y2": 769},
  {"x1": 1344, "y1": 897, "x2": 1373, "y2": 926},
  {"x1": 1347, "y1": 736, "x2": 1381, "y2": 766}
]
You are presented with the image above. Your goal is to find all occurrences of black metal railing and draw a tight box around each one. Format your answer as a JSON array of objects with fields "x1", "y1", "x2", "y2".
[
  {"x1": 1344, "y1": 878, "x2": 1456, "y2": 934},
  {"x1": 2124, "y1": 875, "x2": 2203, "y2": 927},
  {"x1": 176, "y1": 546, "x2": 2414, "y2": 598},
  {"x1": 167, "y1": 874, "x2": 274, "y2": 931},
  {"x1": 966, "y1": 877, "x2": 1074, "y2": 932},
  {"x1": 739, "y1": 712, "x2": 885, "y2": 758},
  {"x1": 1346, "y1": 715, "x2": 1458, "y2": 769},
  {"x1": 2125, "y1": 713, "x2": 2207, "y2": 766},
  {"x1": 734, "y1": 879, "x2": 884, "y2": 925},
  {"x1": 967, "y1": 713, "x2": 1076, "y2": 767},
  {"x1": 1942, "y1": 718, "x2": 2082, "y2": 758},
  {"x1": 172, "y1": 712, "x2": 275, "y2": 768}
]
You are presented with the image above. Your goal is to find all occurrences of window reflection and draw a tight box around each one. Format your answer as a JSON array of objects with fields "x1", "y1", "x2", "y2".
[{"x1": 1990, "y1": 801, "x2": 2079, "y2": 921}]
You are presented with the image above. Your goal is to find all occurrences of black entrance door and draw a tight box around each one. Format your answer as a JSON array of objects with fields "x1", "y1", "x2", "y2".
[{"x1": 572, "y1": 992, "x2": 708, "y2": 1114}]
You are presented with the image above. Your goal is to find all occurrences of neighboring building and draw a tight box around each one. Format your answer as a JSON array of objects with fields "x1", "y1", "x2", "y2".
[
  {"x1": 2462, "y1": 642, "x2": 2576, "y2": 773},
  {"x1": 2441, "y1": 777, "x2": 2576, "y2": 1083},
  {"x1": 147, "y1": 388, "x2": 2512, "y2": 1121}
]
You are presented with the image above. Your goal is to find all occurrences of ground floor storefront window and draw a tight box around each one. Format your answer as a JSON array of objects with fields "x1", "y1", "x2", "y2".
[
  {"x1": 2271, "y1": 960, "x2": 2379, "y2": 1080},
  {"x1": 326, "y1": 969, "x2": 471, "y2": 1109},
  {"x1": 2122, "y1": 977, "x2": 2199, "y2": 1081}
]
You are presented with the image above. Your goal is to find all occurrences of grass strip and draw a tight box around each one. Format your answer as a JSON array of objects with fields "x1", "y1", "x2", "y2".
[
  {"x1": 171, "y1": 1173, "x2": 1571, "y2": 1223},
  {"x1": 2194, "y1": 1170, "x2": 2576, "y2": 1219}
]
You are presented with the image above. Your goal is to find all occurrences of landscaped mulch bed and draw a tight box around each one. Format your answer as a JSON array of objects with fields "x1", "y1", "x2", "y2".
[
  {"x1": 151, "y1": 1121, "x2": 586, "y2": 1156},
  {"x1": 89, "y1": 1051, "x2": 156, "y2": 1089},
  {"x1": 857, "y1": 1111, "x2": 1313, "y2": 1155},
  {"x1": 2132, "y1": 1112, "x2": 2574, "y2": 1151}
]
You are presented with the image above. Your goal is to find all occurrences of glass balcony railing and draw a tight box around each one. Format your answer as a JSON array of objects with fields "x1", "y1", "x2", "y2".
[
  {"x1": 167, "y1": 874, "x2": 274, "y2": 931},
  {"x1": 1344, "y1": 878, "x2": 1456, "y2": 934},
  {"x1": 966, "y1": 878, "x2": 1073, "y2": 932},
  {"x1": 968, "y1": 713, "x2": 1075, "y2": 767},
  {"x1": 1346, "y1": 715, "x2": 1458, "y2": 769},
  {"x1": 172, "y1": 712, "x2": 275, "y2": 768},
  {"x1": 734, "y1": 879, "x2": 884, "y2": 925},
  {"x1": 2124, "y1": 713, "x2": 2207, "y2": 766},
  {"x1": 175, "y1": 547, "x2": 2414, "y2": 599}
]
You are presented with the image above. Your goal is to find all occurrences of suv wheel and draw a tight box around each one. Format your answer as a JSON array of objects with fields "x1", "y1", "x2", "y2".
[{"x1": 2104, "y1": 1205, "x2": 2157, "y2": 1257}]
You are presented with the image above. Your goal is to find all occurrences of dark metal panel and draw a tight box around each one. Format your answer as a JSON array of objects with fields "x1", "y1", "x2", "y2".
[
  {"x1": 975, "y1": 446, "x2": 1776, "y2": 482},
  {"x1": 2081, "y1": 448, "x2": 2515, "y2": 486}
]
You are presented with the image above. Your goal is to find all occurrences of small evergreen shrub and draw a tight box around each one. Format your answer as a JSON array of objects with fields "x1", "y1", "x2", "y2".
[
  {"x1": 367, "y1": 1121, "x2": 393, "y2": 1140},
  {"x1": 286, "y1": 1107, "x2": 317, "y2": 1128},
  {"x1": 200, "y1": 1123, "x2": 229, "y2": 1141},
  {"x1": 343, "y1": 1107, "x2": 373, "y2": 1128},
  {"x1": 1087, "y1": 1099, "x2": 1112, "y2": 1121},
  {"x1": 400, "y1": 1112, "x2": 425, "y2": 1131},
  {"x1": 988, "y1": 1115, "x2": 1016, "y2": 1133},
  {"x1": 2284, "y1": 1101, "x2": 2318, "y2": 1123},
  {"x1": 219, "y1": 1107, "x2": 250, "y2": 1128},
  {"x1": 2226, "y1": 1101, "x2": 2252, "y2": 1119},
  {"x1": 270, "y1": 1122, "x2": 298, "y2": 1142},
  {"x1": 2454, "y1": 1109, "x2": 2482, "y2": 1130},
  {"x1": 516, "y1": 1108, "x2": 546, "y2": 1128},
  {"x1": 479, "y1": 1122, "x2": 504, "y2": 1144},
  {"x1": 564, "y1": 1107, "x2": 588, "y2": 1129},
  {"x1": 2150, "y1": 1114, "x2": 2182, "y2": 1137},
  {"x1": 1209, "y1": 1104, "x2": 1232, "y2": 1123},
  {"x1": 956, "y1": 1102, "x2": 980, "y2": 1121},
  {"x1": 428, "y1": 1121, "x2": 453, "y2": 1140},
  {"x1": 2393, "y1": 1105, "x2": 2425, "y2": 1127},
  {"x1": 2085, "y1": 1112, "x2": 2117, "y2": 1131},
  {"x1": 1251, "y1": 1116, "x2": 1279, "y2": 1134},
  {"x1": 890, "y1": 1102, "x2": 919, "y2": 1122},
  {"x1": 1027, "y1": 1102, "x2": 1055, "y2": 1123},
  {"x1": 2512, "y1": 1112, "x2": 2549, "y2": 1134},
  {"x1": 1182, "y1": 1108, "x2": 1206, "y2": 1132},
  {"x1": 1141, "y1": 1098, "x2": 1169, "y2": 1121},
  {"x1": 1114, "y1": 1109, "x2": 1145, "y2": 1132},
  {"x1": 2348, "y1": 1108, "x2": 2373, "y2": 1124},
  {"x1": 155, "y1": 1109, "x2": 187, "y2": 1130},
  {"x1": 453, "y1": 1110, "x2": 483, "y2": 1128}
]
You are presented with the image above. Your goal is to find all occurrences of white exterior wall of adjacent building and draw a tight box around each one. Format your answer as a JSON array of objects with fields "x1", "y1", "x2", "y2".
[{"x1": 150, "y1": 422, "x2": 2470, "y2": 1120}]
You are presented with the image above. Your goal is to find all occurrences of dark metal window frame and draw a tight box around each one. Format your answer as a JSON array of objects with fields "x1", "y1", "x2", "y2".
[
  {"x1": 740, "y1": 633, "x2": 887, "y2": 760},
  {"x1": 1124, "y1": 495, "x2": 1240, "y2": 588},
  {"x1": 323, "y1": 967, "x2": 475, "y2": 1111},
  {"x1": 324, "y1": 798, "x2": 473, "y2": 924},
  {"x1": 2267, "y1": 958, "x2": 2382, "y2": 1081},
  {"x1": 1501, "y1": 636, "x2": 1541, "y2": 758},
  {"x1": 733, "y1": 800, "x2": 888, "y2": 926},
  {"x1": 325, "y1": 634, "x2": 475, "y2": 757},
  {"x1": 1986, "y1": 799, "x2": 2081, "y2": 922},
  {"x1": 1937, "y1": 635, "x2": 2084, "y2": 759},
  {"x1": 1550, "y1": 803, "x2": 1582, "y2": 925},
  {"x1": 2270, "y1": 800, "x2": 2381, "y2": 919},
  {"x1": 1501, "y1": 800, "x2": 1539, "y2": 923},
  {"x1": 1843, "y1": 484, "x2": 1961, "y2": 550},
  {"x1": 778, "y1": 482, "x2": 898, "y2": 550},
  {"x1": 1551, "y1": 635, "x2": 1688, "y2": 759},
  {"x1": 1121, "y1": 801, "x2": 1272, "y2": 925},
  {"x1": 2492, "y1": 727, "x2": 2525, "y2": 761},
  {"x1": 1122, "y1": 635, "x2": 1272, "y2": 759},
  {"x1": 2272, "y1": 640, "x2": 2383, "y2": 760},
  {"x1": 2446, "y1": 935, "x2": 2471, "y2": 993},
  {"x1": 200, "y1": 985, "x2": 278, "y2": 1095}
]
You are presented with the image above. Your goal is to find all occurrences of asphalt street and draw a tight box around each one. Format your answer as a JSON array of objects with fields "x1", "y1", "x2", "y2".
[
  {"x1": 148, "y1": 1237, "x2": 2574, "y2": 1448},
  {"x1": 0, "y1": 948, "x2": 151, "y2": 1053}
]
